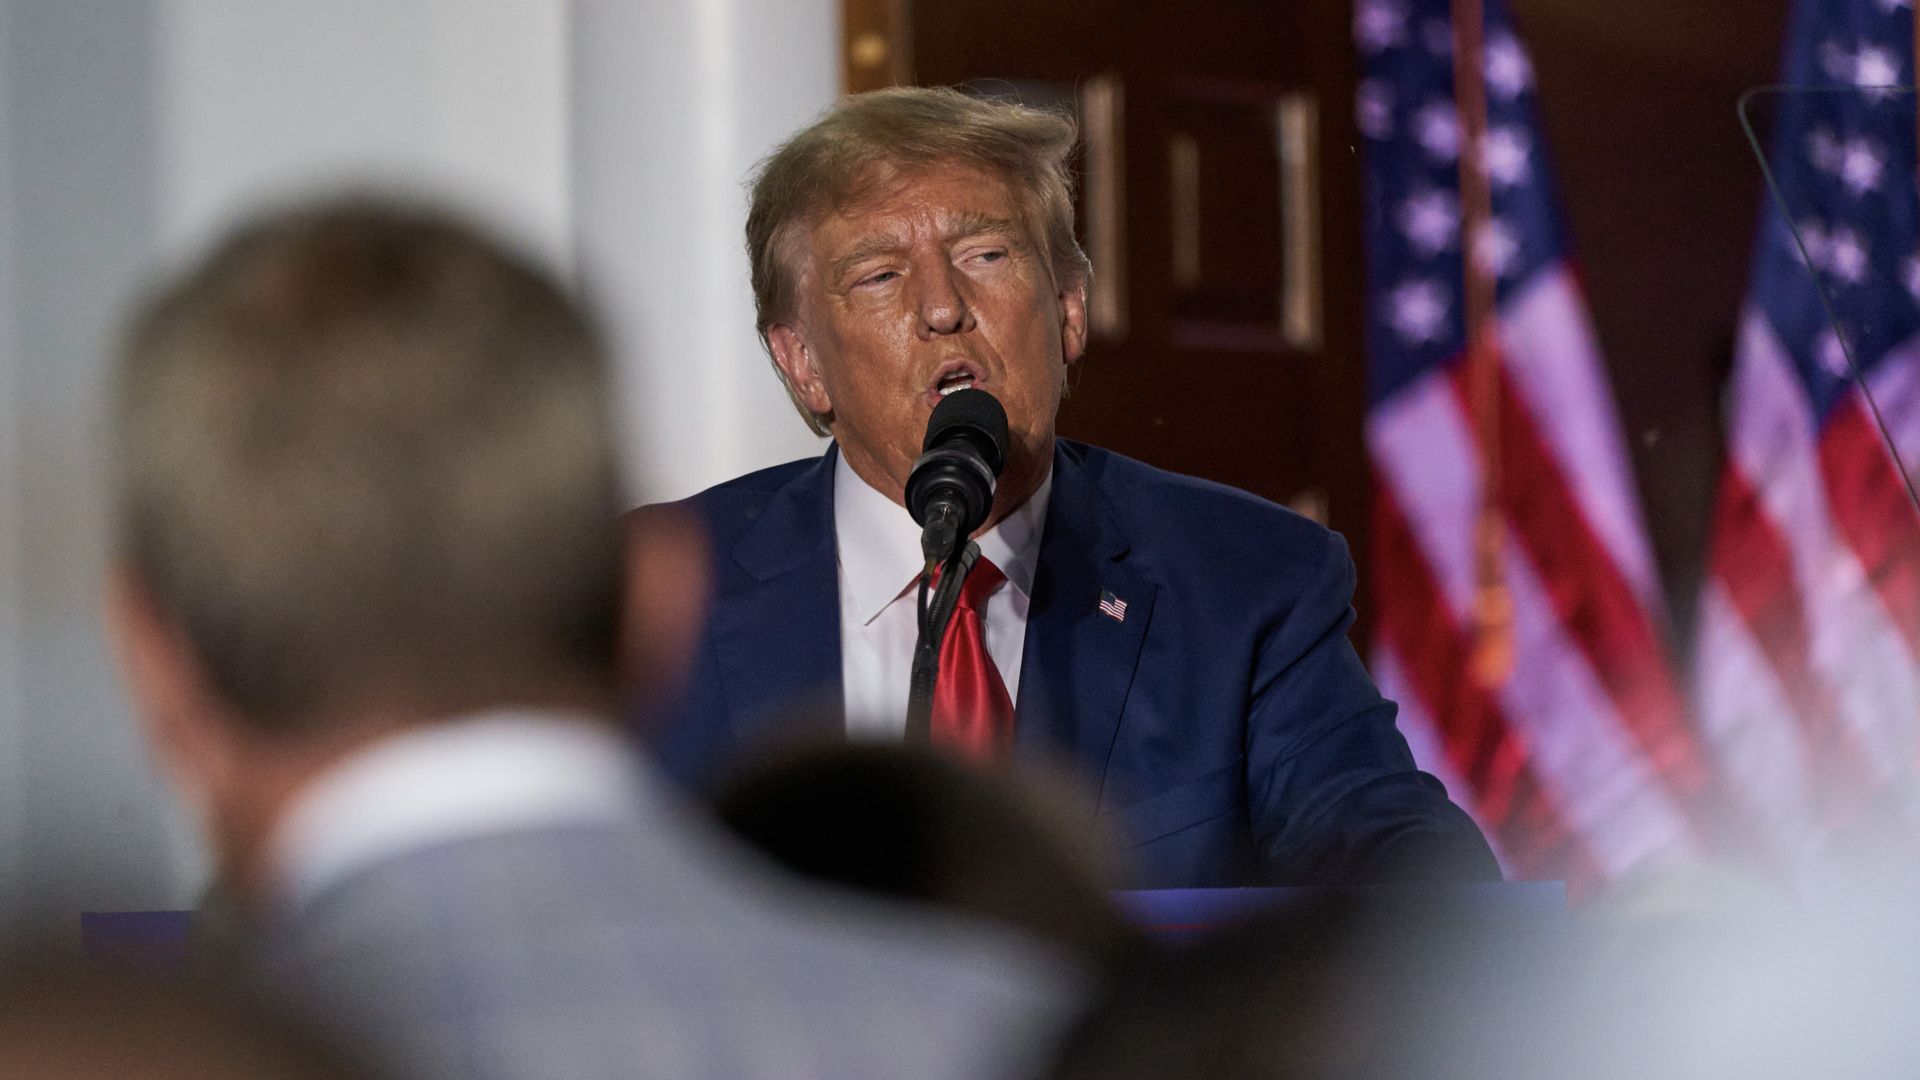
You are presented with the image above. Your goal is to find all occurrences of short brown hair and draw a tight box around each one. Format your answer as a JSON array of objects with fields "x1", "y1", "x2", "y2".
[
  {"x1": 746, "y1": 86, "x2": 1093, "y2": 434},
  {"x1": 112, "y1": 199, "x2": 625, "y2": 732}
]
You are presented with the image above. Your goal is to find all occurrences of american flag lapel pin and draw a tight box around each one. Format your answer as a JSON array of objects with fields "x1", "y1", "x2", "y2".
[{"x1": 1097, "y1": 589, "x2": 1128, "y2": 623}]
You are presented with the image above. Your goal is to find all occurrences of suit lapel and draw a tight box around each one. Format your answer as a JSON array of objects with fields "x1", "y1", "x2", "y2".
[
  {"x1": 712, "y1": 447, "x2": 844, "y2": 747},
  {"x1": 1015, "y1": 445, "x2": 1155, "y2": 787}
]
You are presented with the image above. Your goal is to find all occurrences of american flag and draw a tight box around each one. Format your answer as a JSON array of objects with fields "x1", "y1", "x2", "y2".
[
  {"x1": 1358, "y1": 0, "x2": 1723, "y2": 894},
  {"x1": 1696, "y1": 0, "x2": 1920, "y2": 872},
  {"x1": 1098, "y1": 590, "x2": 1128, "y2": 623}
]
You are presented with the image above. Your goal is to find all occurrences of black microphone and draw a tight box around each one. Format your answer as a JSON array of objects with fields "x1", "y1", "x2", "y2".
[{"x1": 906, "y1": 388, "x2": 1008, "y2": 569}]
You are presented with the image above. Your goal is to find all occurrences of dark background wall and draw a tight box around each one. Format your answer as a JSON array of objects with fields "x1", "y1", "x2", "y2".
[{"x1": 1518, "y1": 0, "x2": 1792, "y2": 650}]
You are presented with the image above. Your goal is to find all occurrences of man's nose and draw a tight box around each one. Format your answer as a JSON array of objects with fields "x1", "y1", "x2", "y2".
[{"x1": 914, "y1": 266, "x2": 975, "y2": 338}]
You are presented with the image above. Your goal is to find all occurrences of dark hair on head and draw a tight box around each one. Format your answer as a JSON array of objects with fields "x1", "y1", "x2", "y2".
[
  {"x1": 112, "y1": 198, "x2": 625, "y2": 733},
  {"x1": 716, "y1": 741, "x2": 1138, "y2": 968}
]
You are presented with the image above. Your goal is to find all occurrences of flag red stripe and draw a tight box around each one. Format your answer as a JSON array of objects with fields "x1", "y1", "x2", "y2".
[
  {"x1": 1818, "y1": 394, "x2": 1920, "y2": 664},
  {"x1": 1371, "y1": 481, "x2": 1605, "y2": 892},
  {"x1": 1707, "y1": 458, "x2": 1876, "y2": 822},
  {"x1": 1459, "y1": 363, "x2": 1735, "y2": 846}
]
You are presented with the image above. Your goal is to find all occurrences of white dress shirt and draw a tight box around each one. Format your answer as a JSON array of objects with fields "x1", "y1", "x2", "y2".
[
  {"x1": 267, "y1": 710, "x2": 647, "y2": 913},
  {"x1": 834, "y1": 453, "x2": 1051, "y2": 739}
]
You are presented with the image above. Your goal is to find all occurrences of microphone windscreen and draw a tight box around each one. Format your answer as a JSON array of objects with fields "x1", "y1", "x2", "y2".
[{"x1": 922, "y1": 388, "x2": 1009, "y2": 472}]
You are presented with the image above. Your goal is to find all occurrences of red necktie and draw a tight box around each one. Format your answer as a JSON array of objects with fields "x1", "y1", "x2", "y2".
[{"x1": 930, "y1": 557, "x2": 1014, "y2": 758}]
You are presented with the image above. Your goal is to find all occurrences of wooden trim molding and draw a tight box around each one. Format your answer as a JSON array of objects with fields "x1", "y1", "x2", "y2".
[
  {"x1": 1080, "y1": 72, "x2": 1128, "y2": 339},
  {"x1": 1275, "y1": 92, "x2": 1321, "y2": 351},
  {"x1": 842, "y1": 0, "x2": 912, "y2": 93}
]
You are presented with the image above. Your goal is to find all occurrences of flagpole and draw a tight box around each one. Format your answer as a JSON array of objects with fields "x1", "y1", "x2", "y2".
[{"x1": 1453, "y1": 0, "x2": 1513, "y2": 688}]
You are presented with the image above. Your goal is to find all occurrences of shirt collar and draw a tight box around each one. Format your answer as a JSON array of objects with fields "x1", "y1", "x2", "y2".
[
  {"x1": 266, "y1": 710, "x2": 647, "y2": 913},
  {"x1": 832, "y1": 446, "x2": 1052, "y2": 626}
]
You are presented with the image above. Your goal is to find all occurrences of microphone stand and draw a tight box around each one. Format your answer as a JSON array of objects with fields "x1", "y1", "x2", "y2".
[{"x1": 905, "y1": 540, "x2": 980, "y2": 741}]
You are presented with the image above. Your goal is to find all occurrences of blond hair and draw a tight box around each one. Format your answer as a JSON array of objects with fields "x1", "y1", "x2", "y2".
[
  {"x1": 746, "y1": 86, "x2": 1092, "y2": 434},
  {"x1": 112, "y1": 200, "x2": 625, "y2": 731}
]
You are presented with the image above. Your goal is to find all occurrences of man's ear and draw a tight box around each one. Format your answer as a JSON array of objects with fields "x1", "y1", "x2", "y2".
[
  {"x1": 619, "y1": 505, "x2": 712, "y2": 709},
  {"x1": 102, "y1": 567, "x2": 240, "y2": 805},
  {"x1": 1058, "y1": 278, "x2": 1090, "y2": 365},
  {"x1": 767, "y1": 323, "x2": 834, "y2": 417}
]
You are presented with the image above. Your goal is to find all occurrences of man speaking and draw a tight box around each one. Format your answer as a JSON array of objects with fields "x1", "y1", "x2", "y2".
[{"x1": 649, "y1": 86, "x2": 1497, "y2": 888}]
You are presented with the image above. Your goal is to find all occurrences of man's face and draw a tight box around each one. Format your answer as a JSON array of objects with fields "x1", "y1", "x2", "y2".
[{"x1": 768, "y1": 161, "x2": 1088, "y2": 514}]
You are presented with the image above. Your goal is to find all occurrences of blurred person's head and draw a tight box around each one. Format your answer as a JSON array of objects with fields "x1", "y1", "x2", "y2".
[
  {"x1": 0, "y1": 955, "x2": 374, "y2": 1080},
  {"x1": 1045, "y1": 894, "x2": 1561, "y2": 1080},
  {"x1": 716, "y1": 741, "x2": 1139, "y2": 967},
  {"x1": 103, "y1": 198, "x2": 704, "y2": 904},
  {"x1": 746, "y1": 86, "x2": 1091, "y2": 528}
]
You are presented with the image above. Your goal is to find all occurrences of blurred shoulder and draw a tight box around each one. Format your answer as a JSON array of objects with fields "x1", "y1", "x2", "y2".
[
  {"x1": 625, "y1": 453, "x2": 826, "y2": 542},
  {"x1": 266, "y1": 824, "x2": 1078, "y2": 1080}
]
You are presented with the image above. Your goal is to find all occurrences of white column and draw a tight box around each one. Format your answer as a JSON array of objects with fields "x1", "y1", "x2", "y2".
[
  {"x1": 572, "y1": 0, "x2": 839, "y2": 504},
  {"x1": 0, "y1": 0, "x2": 26, "y2": 933},
  {"x1": 153, "y1": 0, "x2": 573, "y2": 269},
  {"x1": 3, "y1": 0, "x2": 188, "y2": 933}
]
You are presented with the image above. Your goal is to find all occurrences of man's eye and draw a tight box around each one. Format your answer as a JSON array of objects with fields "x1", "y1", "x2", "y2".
[
  {"x1": 858, "y1": 270, "x2": 899, "y2": 287},
  {"x1": 973, "y1": 250, "x2": 1007, "y2": 263}
]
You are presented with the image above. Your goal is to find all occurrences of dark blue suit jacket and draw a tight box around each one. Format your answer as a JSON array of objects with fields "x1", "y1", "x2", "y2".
[{"x1": 648, "y1": 440, "x2": 1498, "y2": 888}]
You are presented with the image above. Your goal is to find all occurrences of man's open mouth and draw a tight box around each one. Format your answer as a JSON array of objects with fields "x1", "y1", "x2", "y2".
[{"x1": 936, "y1": 370, "x2": 977, "y2": 396}]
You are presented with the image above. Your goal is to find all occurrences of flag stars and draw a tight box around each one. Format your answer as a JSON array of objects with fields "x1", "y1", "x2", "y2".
[
  {"x1": 1838, "y1": 139, "x2": 1886, "y2": 195},
  {"x1": 1816, "y1": 328, "x2": 1856, "y2": 378},
  {"x1": 1825, "y1": 40, "x2": 1903, "y2": 88},
  {"x1": 1794, "y1": 219, "x2": 1830, "y2": 269},
  {"x1": 1356, "y1": 80, "x2": 1395, "y2": 140},
  {"x1": 1903, "y1": 254, "x2": 1920, "y2": 300},
  {"x1": 1786, "y1": 219, "x2": 1868, "y2": 287},
  {"x1": 1807, "y1": 129, "x2": 1887, "y2": 195},
  {"x1": 1853, "y1": 45, "x2": 1901, "y2": 86},
  {"x1": 1415, "y1": 102, "x2": 1460, "y2": 162},
  {"x1": 1824, "y1": 227, "x2": 1869, "y2": 283},
  {"x1": 1388, "y1": 278, "x2": 1451, "y2": 345},
  {"x1": 1473, "y1": 219, "x2": 1521, "y2": 277},
  {"x1": 1791, "y1": 219, "x2": 1867, "y2": 285},
  {"x1": 1399, "y1": 190, "x2": 1460, "y2": 256},
  {"x1": 1354, "y1": 0, "x2": 1406, "y2": 53},
  {"x1": 1484, "y1": 35, "x2": 1534, "y2": 99},
  {"x1": 1480, "y1": 127, "x2": 1533, "y2": 187}
]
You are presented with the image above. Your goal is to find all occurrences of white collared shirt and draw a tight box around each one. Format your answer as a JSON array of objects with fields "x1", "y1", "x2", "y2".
[
  {"x1": 833, "y1": 452, "x2": 1050, "y2": 739},
  {"x1": 267, "y1": 711, "x2": 646, "y2": 913}
]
